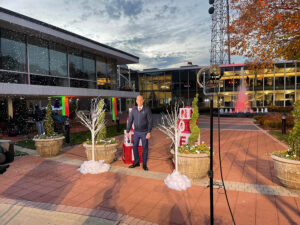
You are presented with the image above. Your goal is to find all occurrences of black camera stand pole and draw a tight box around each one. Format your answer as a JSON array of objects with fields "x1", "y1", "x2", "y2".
[{"x1": 209, "y1": 96, "x2": 214, "y2": 225}]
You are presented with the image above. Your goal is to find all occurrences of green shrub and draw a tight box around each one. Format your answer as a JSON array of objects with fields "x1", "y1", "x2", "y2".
[
  {"x1": 44, "y1": 98, "x2": 54, "y2": 137},
  {"x1": 253, "y1": 115, "x2": 263, "y2": 121},
  {"x1": 259, "y1": 113, "x2": 294, "y2": 129},
  {"x1": 188, "y1": 94, "x2": 200, "y2": 145},
  {"x1": 267, "y1": 105, "x2": 293, "y2": 113},
  {"x1": 95, "y1": 99, "x2": 106, "y2": 141}
]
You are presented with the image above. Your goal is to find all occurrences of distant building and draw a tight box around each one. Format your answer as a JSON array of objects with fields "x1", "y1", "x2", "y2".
[{"x1": 137, "y1": 62, "x2": 300, "y2": 109}]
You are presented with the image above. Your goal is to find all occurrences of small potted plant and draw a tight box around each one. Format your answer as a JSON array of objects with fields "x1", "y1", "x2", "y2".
[
  {"x1": 77, "y1": 98, "x2": 118, "y2": 164},
  {"x1": 176, "y1": 94, "x2": 210, "y2": 179},
  {"x1": 33, "y1": 98, "x2": 64, "y2": 157},
  {"x1": 271, "y1": 101, "x2": 300, "y2": 189}
]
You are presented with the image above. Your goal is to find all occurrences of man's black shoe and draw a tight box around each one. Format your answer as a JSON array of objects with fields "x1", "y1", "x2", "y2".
[
  {"x1": 143, "y1": 165, "x2": 149, "y2": 171},
  {"x1": 129, "y1": 163, "x2": 140, "y2": 168}
]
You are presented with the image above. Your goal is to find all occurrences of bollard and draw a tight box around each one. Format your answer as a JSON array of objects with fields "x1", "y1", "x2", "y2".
[
  {"x1": 65, "y1": 118, "x2": 70, "y2": 143},
  {"x1": 116, "y1": 116, "x2": 120, "y2": 132},
  {"x1": 282, "y1": 114, "x2": 286, "y2": 134}
]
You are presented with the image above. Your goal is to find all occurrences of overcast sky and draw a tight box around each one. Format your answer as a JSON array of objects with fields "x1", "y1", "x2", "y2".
[{"x1": 0, "y1": 0, "x2": 242, "y2": 70}]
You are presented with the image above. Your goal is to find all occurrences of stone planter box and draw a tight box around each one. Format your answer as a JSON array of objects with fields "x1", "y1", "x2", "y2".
[
  {"x1": 271, "y1": 154, "x2": 300, "y2": 189},
  {"x1": 83, "y1": 143, "x2": 118, "y2": 163},
  {"x1": 34, "y1": 136, "x2": 64, "y2": 157},
  {"x1": 171, "y1": 149, "x2": 210, "y2": 179}
]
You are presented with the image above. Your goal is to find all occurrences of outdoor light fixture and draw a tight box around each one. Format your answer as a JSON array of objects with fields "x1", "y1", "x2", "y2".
[{"x1": 208, "y1": 0, "x2": 215, "y2": 14}]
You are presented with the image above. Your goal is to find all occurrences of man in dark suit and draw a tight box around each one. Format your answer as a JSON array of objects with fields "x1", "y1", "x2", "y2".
[{"x1": 126, "y1": 95, "x2": 152, "y2": 171}]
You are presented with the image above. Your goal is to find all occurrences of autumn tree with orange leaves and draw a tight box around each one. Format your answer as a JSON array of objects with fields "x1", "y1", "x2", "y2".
[{"x1": 228, "y1": 0, "x2": 300, "y2": 62}]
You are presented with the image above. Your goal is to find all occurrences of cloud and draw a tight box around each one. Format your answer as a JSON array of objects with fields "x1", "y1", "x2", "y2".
[
  {"x1": 104, "y1": 0, "x2": 144, "y2": 19},
  {"x1": 0, "y1": 0, "x2": 235, "y2": 70}
]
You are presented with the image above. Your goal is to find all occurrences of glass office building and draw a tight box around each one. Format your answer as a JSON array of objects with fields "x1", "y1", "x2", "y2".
[
  {"x1": 137, "y1": 62, "x2": 300, "y2": 109},
  {"x1": 0, "y1": 7, "x2": 139, "y2": 119},
  {"x1": 138, "y1": 66, "x2": 199, "y2": 108}
]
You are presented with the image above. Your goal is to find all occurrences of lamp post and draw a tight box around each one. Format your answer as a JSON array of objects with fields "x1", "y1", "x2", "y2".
[{"x1": 282, "y1": 113, "x2": 287, "y2": 134}]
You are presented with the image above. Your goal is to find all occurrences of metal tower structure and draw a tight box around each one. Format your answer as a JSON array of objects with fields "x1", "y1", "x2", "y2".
[{"x1": 209, "y1": 0, "x2": 231, "y2": 65}]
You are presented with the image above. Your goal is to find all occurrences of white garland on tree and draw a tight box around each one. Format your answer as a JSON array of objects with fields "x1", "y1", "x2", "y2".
[
  {"x1": 157, "y1": 103, "x2": 191, "y2": 191},
  {"x1": 76, "y1": 97, "x2": 110, "y2": 174}
]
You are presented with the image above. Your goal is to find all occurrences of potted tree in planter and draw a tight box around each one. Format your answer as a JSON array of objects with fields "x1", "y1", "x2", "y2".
[
  {"x1": 177, "y1": 94, "x2": 210, "y2": 179},
  {"x1": 77, "y1": 98, "x2": 118, "y2": 164},
  {"x1": 34, "y1": 98, "x2": 64, "y2": 157},
  {"x1": 271, "y1": 101, "x2": 300, "y2": 189}
]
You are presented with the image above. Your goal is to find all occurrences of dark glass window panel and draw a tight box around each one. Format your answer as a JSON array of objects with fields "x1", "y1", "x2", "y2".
[
  {"x1": 180, "y1": 70, "x2": 189, "y2": 90},
  {"x1": 189, "y1": 70, "x2": 197, "y2": 91},
  {"x1": 139, "y1": 74, "x2": 145, "y2": 91},
  {"x1": 49, "y1": 43, "x2": 67, "y2": 77},
  {"x1": 107, "y1": 58, "x2": 117, "y2": 89},
  {"x1": 275, "y1": 77, "x2": 284, "y2": 90},
  {"x1": 171, "y1": 71, "x2": 180, "y2": 98},
  {"x1": 129, "y1": 71, "x2": 139, "y2": 91},
  {"x1": 264, "y1": 77, "x2": 273, "y2": 90},
  {"x1": 255, "y1": 76, "x2": 263, "y2": 90},
  {"x1": 0, "y1": 71, "x2": 27, "y2": 84},
  {"x1": 70, "y1": 79, "x2": 96, "y2": 89},
  {"x1": 30, "y1": 75, "x2": 68, "y2": 87},
  {"x1": 28, "y1": 37, "x2": 49, "y2": 75},
  {"x1": 180, "y1": 70, "x2": 189, "y2": 105},
  {"x1": 0, "y1": 99, "x2": 8, "y2": 121},
  {"x1": 286, "y1": 76, "x2": 295, "y2": 89},
  {"x1": 0, "y1": 29, "x2": 26, "y2": 72},
  {"x1": 69, "y1": 48, "x2": 83, "y2": 79},
  {"x1": 225, "y1": 79, "x2": 234, "y2": 91},
  {"x1": 82, "y1": 53, "x2": 95, "y2": 81}
]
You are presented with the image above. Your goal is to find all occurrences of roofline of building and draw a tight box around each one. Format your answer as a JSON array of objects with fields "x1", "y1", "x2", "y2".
[
  {"x1": 0, "y1": 7, "x2": 139, "y2": 61},
  {"x1": 137, "y1": 61, "x2": 300, "y2": 73},
  {"x1": 0, "y1": 83, "x2": 139, "y2": 98}
]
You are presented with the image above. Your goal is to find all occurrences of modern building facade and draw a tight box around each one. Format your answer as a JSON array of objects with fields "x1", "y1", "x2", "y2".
[
  {"x1": 0, "y1": 7, "x2": 139, "y2": 119},
  {"x1": 137, "y1": 62, "x2": 300, "y2": 109}
]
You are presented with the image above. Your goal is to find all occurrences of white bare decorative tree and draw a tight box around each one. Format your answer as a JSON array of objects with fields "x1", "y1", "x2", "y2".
[
  {"x1": 157, "y1": 102, "x2": 181, "y2": 171},
  {"x1": 157, "y1": 102, "x2": 191, "y2": 191},
  {"x1": 76, "y1": 97, "x2": 106, "y2": 161}
]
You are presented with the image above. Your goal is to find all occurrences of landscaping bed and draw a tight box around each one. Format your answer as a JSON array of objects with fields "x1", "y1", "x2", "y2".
[{"x1": 16, "y1": 124, "x2": 126, "y2": 150}]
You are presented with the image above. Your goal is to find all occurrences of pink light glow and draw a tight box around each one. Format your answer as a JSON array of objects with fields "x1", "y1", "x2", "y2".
[{"x1": 233, "y1": 85, "x2": 252, "y2": 113}]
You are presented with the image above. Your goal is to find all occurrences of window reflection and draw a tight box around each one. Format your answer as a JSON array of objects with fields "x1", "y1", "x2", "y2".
[
  {"x1": 83, "y1": 53, "x2": 95, "y2": 81},
  {"x1": 28, "y1": 36, "x2": 49, "y2": 75},
  {"x1": 30, "y1": 75, "x2": 68, "y2": 86},
  {"x1": 0, "y1": 71, "x2": 27, "y2": 84},
  {"x1": 49, "y1": 43, "x2": 67, "y2": 77},
  {"x1": 69, "y1": 49, "x2": 83, "y2": 79},
  {"x1": 0, "y1": 29, "x2": 26, "y2": 72},
  {"x1": 70, "y1": 79, "x2": 96, "y2": 89},
  {"x1": 107, "y1": 58, "x2": 117, "y2": 89}
]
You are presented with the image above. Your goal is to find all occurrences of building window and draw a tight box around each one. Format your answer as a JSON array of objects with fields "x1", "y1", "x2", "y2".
[
  {"x1": 70, "y1": 79, "x2": 96, "y2": 89},
  {"x1": 171, "y1": 71, "x2": 180, "y2": 99},
  {"x1": 107, "y1": 58, "x2": 117, "y2": 89},
  {"x1": 49, "y1": 42, "x2": 67, "y2": 77},
  {"x1": 69, "y1": 48, "x2": 84, "y2": 79},
  {"x1": 96, "y1": 56, "x2": 108, "y2": 89},
  {"x1": 28, "y1": 36, "x2": 50, "y2": 75},
  {"x1": 82, "y1": 53, "x2": 96, "y2": 81},
  {"x1": 0, "y1": 28, "x2": 26, "y2": 72},
  {"x1": 30, "y1": 75, "x2": 68, "y2": 87},
  {"x1": 0, "y1": 71, "x2": 27, "y2": 84}
]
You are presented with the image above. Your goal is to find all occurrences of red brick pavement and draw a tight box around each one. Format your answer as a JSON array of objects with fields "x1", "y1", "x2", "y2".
[{"x1": 1, "y1": 117, "x2": 299, "y2": 224}]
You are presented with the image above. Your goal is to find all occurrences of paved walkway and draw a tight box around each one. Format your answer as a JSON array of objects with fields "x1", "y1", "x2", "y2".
[{"x1": 1, "y1": 116, "x2": 300, "y2": 225}]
